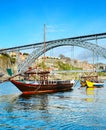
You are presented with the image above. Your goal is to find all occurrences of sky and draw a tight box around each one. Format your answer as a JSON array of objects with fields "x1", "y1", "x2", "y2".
[{"x1": 0, "y1": 0, "x2": 106, "y2": 63}]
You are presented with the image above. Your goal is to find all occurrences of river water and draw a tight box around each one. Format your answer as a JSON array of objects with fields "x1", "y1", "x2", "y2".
[{"x1": 0, "y1": 81, "x2": 106, "y2": 130}]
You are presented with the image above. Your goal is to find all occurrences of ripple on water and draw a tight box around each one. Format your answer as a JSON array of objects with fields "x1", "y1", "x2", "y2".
[{"x1": 0, "y1": 82, "x2": 106, "y2": 129}]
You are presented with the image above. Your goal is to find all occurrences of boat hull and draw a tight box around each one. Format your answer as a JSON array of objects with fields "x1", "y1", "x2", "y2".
[
  {"x1": 80, "y1": 81, "x2": 87, "y2": 87},
  {"x1": 10, "y1": 80, "x2": 73, "y2": 95},
  {"x1": 86, "y1": 80, "x2": 104, "y2": 88},
  {"x1": 93, "y1": 83, "x2": 104, "y2": 87}
]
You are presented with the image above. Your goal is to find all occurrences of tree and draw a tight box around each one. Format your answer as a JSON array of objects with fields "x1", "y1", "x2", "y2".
[{"x1": 59, "y1": 54, "x2": 65, "y2": 59}]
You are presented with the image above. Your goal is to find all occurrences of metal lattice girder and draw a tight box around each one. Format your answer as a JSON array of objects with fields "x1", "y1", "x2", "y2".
[
  {"x1": 17, "y1": 39, "x2": 106, "y2": 74},
  {"x1": 1, "y1": 32, "x2": 106, "y2": 53}
]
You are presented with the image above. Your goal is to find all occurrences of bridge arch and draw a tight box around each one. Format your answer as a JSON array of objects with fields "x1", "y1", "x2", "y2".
[{"x1": 18, "y1": 39, "x2": 106, "y2": 73}]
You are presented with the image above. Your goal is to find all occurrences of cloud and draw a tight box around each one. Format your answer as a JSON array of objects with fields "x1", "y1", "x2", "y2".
[{"x1": 46, "y1": 24, "x2": 69, "y2": 33}]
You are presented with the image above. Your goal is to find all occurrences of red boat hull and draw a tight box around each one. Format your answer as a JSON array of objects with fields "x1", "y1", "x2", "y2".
[{"x1": 10, "y1": 80, "x2": 73, "y2": 95}]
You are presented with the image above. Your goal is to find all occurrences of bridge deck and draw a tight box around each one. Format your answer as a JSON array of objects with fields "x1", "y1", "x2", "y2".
[{"x1": 0, "y1": 32, "x2": 106, "y2": 53}]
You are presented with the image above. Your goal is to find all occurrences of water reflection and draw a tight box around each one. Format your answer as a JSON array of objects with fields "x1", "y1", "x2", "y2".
[
  {"x1": 86, "y1": 88, "x2": 94, "y2": 95},
  {"x1": 85, "y1": 87, "x2": 94, "y2": 102},
  {"x1": 0, "y1": 94, "x2": 50, "y2": 113},
  {"x1": 18, "y1": 94, "x2": 49, "y2": 111},
  {"x1": 0, "y1": 90, "x2": 73, "y2": 115}
]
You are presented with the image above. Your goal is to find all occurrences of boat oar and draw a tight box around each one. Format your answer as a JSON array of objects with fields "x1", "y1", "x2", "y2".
[
  {"x1": 1, "y1": 67, "x2": 38, "y2": 83},
  {"x1": 1, "y1": 73, "x2": 21, "y2": 83}
]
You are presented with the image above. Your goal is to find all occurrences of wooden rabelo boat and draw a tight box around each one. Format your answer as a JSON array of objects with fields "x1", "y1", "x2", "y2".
[
  {"x1": 10, "y1": 25, "x2": 75, "y2": 94},
  {"x1": 10, "y1": 69, "x2": 74, "y2": 95},
  {"x1": 80, "y1": 75, "x2": 104, "y2": 88}
]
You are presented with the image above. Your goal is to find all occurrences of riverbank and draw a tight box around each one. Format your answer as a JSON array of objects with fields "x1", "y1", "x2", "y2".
[{"x1": 99, "y1": 76, "x2": 106, "y2": 80}]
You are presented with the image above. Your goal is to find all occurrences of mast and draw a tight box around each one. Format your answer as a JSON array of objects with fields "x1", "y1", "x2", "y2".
[
  {"x1": 92, "y1": 47, "x2": 97, "y2": 74},
  {"x1": 44, "y1": 24, "x2": 46, "y2": 63},
  {"x1": 96, "y1": 37, "x2": 99, "y2": 70}
]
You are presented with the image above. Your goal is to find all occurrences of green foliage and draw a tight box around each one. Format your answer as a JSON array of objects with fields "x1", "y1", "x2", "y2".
[
  {"x1": 0, "y1": 53, "x2": 16, "y2": 64},
  {"x1": 0, "y1": 53, "x2": 11, "y2": 70},
  {"x1": 38, "y1": 61, "x2": 47, "y2": 69},
  {"x1": 56, "y1": 61, "x2": 82, "y2": 70},
  {"x1": 71, "y1": 66, "x2": 82, "y2": 70},
  {"x1": 97, "y1": 72, "x2": 106, "y2": 76},
  {"x1": 23, "y1": 53, "x2": 29, "y2": 55},
  {"x1": 1, "y1": 53, "x2": 10, "y2": 58},
  {"x1": 56, "y1": 61, "x2": 71, "y2": 70},
  {"x1": 10, "y1": 57, "x2": 16, "y2": 64}
]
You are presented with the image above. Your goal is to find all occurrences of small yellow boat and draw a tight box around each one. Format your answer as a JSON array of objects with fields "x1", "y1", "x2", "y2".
[
  {"x1": 80, "y1": 75, "x2": 104, "y2": 88},
  {"x1": 86, "y1": 80, "x2": 94, "y2": 88},
  {"x1": 80, "y1": 80, "x2": 87, "y2": 87},
  {"x1": 86, "y1": 80, "x2": 104, "y2": 88}
]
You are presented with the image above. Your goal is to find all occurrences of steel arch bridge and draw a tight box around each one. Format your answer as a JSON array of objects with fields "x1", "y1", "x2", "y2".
[{"x1": 18, "y1": 39, "x2": 106, "y2": 73}]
